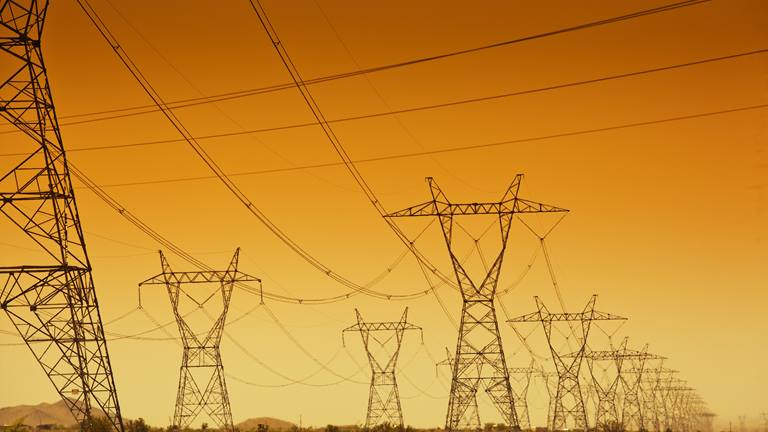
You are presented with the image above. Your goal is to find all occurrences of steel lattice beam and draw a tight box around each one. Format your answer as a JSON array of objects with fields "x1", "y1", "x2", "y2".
[{"x1": 0, "y1": 2, "x2": 123, "y2": 431}]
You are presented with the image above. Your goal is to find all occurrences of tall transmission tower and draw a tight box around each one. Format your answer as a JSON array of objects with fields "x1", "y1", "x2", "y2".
[
  {"x1": 386, "y1": 175, "x2": 567, "y2": 431},
  {"x1": 508, "y1": 363, "x2": 537, "y2": 431},
  {"x1": 508, "y1": 295, "x2": 627, "y2": 431},
  {"x1": 437, "y1": 348, "x2": 481, "y2": 431},
  {"x1": 139, "y1": 249, "x2": 259, "y2": 432},
  {"x1": 343, "y1": 308, "x2": 422, "y2": 429},
  {"x1": 0, "y1": 2, "x2": 123, "y2": 431}
]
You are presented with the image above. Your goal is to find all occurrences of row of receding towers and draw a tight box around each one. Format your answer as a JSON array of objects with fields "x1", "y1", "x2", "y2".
[{"x1": 0, "y1": 3, "x2": 712, "y2": 432}]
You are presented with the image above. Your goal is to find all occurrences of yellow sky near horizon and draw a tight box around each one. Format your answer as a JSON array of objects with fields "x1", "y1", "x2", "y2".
[{"x1": 1, "y1": 0, "x2": 767, "y2": 430}]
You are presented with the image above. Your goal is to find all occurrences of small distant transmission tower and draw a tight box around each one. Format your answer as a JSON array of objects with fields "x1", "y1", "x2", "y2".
[
  {"x1": 618, "y1": 345, "x2": 665, "y2": 431},
  {"x1": 739, "y1": 416, "x2": 748, "y2": 432},
  {"x1": 632, "y1": 366, "x2": 677, "y2": 432},
  {"x1": 0, "y1": 2, "x2": 123, "y2": 431},
  {"x1": 569, "y1": 340, "x2": 665, "y2": 431},
  {"x1": 139, "y1": 249, "x2": 259, "y2": 431},
  {"x1": 386, "y1": 175, "x2": 567, "y2": 431},
  {"x1": 538, "y1": 370, "x2": 559, "y2": 429},
  {"x1": 508, "y1": 362, "x2": 537, "y2": 431},
  {"x1": 762, "y1": 413, "x2": 767, "y2": 432},
  {"x1": 343, "y1": 308, "x2": 422, "y2": 429},
  {"x1": 437, "y1": 348, "x2": 481, "y2": 430},
  {"x1": 508, "y1": 295, "x2": 627, "y2": 431}
]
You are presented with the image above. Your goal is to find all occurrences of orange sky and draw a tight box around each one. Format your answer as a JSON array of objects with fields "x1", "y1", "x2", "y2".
[{"x1": 1, "y1": 0, "x2": 766, "y2": 429}]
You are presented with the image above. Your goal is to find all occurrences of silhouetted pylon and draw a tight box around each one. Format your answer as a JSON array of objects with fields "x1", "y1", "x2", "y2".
[
  {"x1": 567, "y1": 339, "x2": 665, "y2": 431},
  {"x1": 386, "y1": 175, "x2": 567, "y2": 432},
  {"x1": 343, "y1": 308, "x2": 422, "y2": 429},
  {"x1": 508, "y1": 295, "x2": 627, "y2": 431},
  {"x1": 139, "y1": 249, "x2": 259, "y2": 431},
  {"x1": 0, "y1": 2, "x2": 123, "y2": 430},
  {"x1": 616, "y1": 344, "x2": 665, "y2": 431},
  {"x1": 538, "y1": 370, "x2": 559, "y2": 429},
  {"x1": 630, "y1": 366, "x2": 676, "y2": 431},
  {"x1": 437, "y1": 347, "x2": 481, "y2": 430},
  {"x1": 508, "y1": 362, "x2": 537, "y2": 431}
]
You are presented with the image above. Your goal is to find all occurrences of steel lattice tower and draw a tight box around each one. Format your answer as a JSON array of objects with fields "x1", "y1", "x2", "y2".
[
  {"x1": 386, "y1": 175, "x2": 567, "y2": 432},
  {"x1": 0, "y1": 2, "x2": 123, "y2": 431},
  {"x1": 632, "y1": 366, "x2": 677, "y2": 432},
  {"x1": 538, "y1": 370, "x2": 559, "y2": 429},
  {"x1": 437, "y1": 347, "x2": 482, "y2": 431},
  {"x1": 617, "y1": 346, "x2": 665, "y2": 431},
  {"x1": 343, "y1": 308, "x2": 422, "y2": 429},
  {"x1": 568, "y1": 341, "x2": 665, "y2": 430},
  {"x1": 508, "y1": 363, "x2": 537, "y2": 431},
  {"x1": 139, "y1": 249, "x2": 259, "y2": 431},
  {"x1": 508, "y1": 295, "x2": 627, "y2": 431}
]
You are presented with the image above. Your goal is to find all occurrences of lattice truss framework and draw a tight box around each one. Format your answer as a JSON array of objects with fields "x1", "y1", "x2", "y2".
[
  {"x1": 387, "y1": 175, "x2": 567, "y2": 432},
  {"x1": 508, "y1": 295, "x2": 627, "y2": 431},
  {"x1": 343, "y1": 308, "x2": 422, "y2": 429},
  {"x1": 508, "y1": 363, "x2": 537, "y2": 431},
  {"x1": 437, "y1": 347, "x2": 481, "y2": 430},
  {"x1": 568, "y1": 338, "x2": 665, "y2": 430},
  {"x1": 0, "y1": 2, "x2": 122, "y2": 431},
  {"x1": 140, "y1": 249, "x2": 259, "y2": 432}
]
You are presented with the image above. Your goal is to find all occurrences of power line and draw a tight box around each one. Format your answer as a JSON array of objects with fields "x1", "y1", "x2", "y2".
[
  {"x1": 3, "y1": 47, "x2": 761, "y2": 159},
  {"x1": 0, "y1": 0, "x2": 712, "y2": 132},
  {"x1": 75, "y1": 0, "x2": 459, "y2": 303},
  {"x1": 71, "y1": 102, "x2": 768, "y2": 189}
]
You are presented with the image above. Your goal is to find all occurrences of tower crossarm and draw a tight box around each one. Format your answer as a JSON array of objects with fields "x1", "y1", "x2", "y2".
[
  {"x1": 343, "y1": 321, "x2": 422, "y2": 333},
  {"x1": 629, "y1": 367, "x2": 678, "y2": 374},
  {"x1": 507, "y1": 310, "x2": 627, "y2": 323},
  {"x1": 508, "y1": 367, "x2": 538, "y2": 374},
  {"x1": 384, "y1": 197, "x2": 567, "y2": 217},
  {"x1": 564, "y1": 350, "x2": 666, "y2": 360},
  {"x1": 140, "y1": 270, "x2": 260, "y2": 285}
]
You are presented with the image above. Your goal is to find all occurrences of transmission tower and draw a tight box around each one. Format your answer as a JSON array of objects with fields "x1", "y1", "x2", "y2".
[
  {"x1": 632, "y1": 366, "x2": 677, "y2": 432},
  {"x1": 437, "y1": 347, "x2": 482, "y2": 430},
  {"x1": 343, "y1": 308, "x2": 422, "y2": 429},
  {"x1": 538, "y1": 370, "x2": 559, "y2": 429},
  {"x1": 386, "y1": 175, "x2": 567, "y2": 431},
  {"x1": 508, "y1": 295, "x2": 627, "y2": 431},
  {"x1": 616, "y1": 346, "x2": 665, "y2": 432},
  {"x1": 568, "y1": 340, "x2": 665, "y2": 431},
  {"x1": 0, "y1": 2, "x2": 123, "y2": 431},
  {"x1": 508, "y1": 362, "x2": 537, "y2": 431},
  {"x1": 139, "y1": 249, "x2": 259, "y2": 431},
  {"x1": 762, "y1": 413, "x2": 767, "y2": 432}
]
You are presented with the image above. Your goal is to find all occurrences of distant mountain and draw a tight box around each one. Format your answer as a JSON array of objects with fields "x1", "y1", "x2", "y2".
[
  {"x1": 0, "y1": 400, "x2": 77, "y2": 426},
  {"x1": 237, "y1": 417, "x2": 296, "y2": 431}
]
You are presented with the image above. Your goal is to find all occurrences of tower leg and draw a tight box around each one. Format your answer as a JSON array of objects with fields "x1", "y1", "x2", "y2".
[{"x1": 1, "y1": 2, "x2": 122, "y2": 430}]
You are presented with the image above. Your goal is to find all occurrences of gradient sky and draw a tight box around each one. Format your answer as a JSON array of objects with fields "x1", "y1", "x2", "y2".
[{"x1": 0, "y1": 0, "x2": 766, "y2": 430}]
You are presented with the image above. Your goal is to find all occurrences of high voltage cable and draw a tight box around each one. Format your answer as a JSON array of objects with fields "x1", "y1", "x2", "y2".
[
  {"x1": 64, "y1": 102, "x2": 768, "y2": 189},
  {"x1": 0, "y1": 0, "x2": 712, "y2": 132},
  {"x1": 75, "y1": 0, "x2": 451, "y2": 302},
  {"x1": 5, "y1": 47, "x2": 762, "y2": 157},
  {"x1": 246, "y1": 0, "x2": 457, "y2": 290}
]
